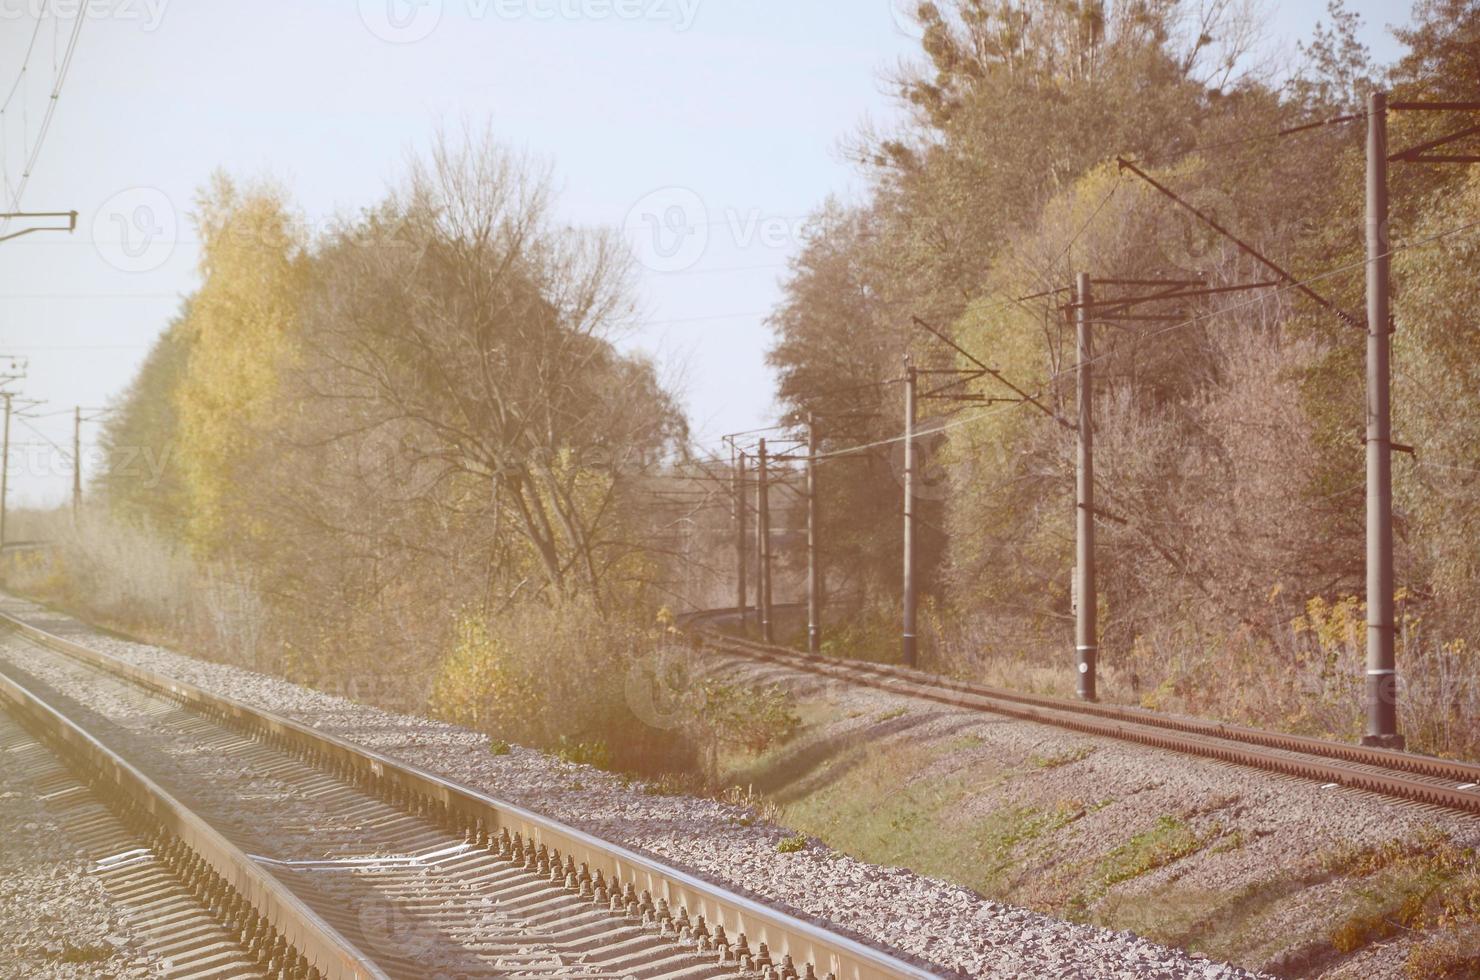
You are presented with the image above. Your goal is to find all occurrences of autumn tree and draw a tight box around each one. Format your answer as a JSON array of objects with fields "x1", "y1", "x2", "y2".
[
  {"x1": 763, "y1": 0, "x2": 1480, "y2": 759},
  {"x1": 171, "y1": 175, "x2": 308, "y2": 553},
  {"x1": 100, "y1": 306, "x2": 191, "y2": 536}
]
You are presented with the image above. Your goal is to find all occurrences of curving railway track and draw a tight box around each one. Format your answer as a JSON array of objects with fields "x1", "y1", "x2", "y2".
[
  {"x1": 0, "y1": 605, "x2": 937, "y2": 980},
  {"x1": 682, "y1": 608, "x2": 1480, "y2": 818}
]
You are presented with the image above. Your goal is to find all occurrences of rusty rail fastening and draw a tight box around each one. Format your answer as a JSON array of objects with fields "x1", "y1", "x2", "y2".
[
  {"x1": 683, "y1": 608, "x2": 1480, "y2": 816},
  {"x1": 0, "y1": 605, "x2": 939, "y2": 980}
]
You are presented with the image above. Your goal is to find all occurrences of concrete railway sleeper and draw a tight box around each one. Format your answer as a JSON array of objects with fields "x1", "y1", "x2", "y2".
[
  {"x1": 0, "y1": 668, "x2": 377, "y2": 980},
  {"x1": 0, "y1": 608, "x2": 936, "y2": 980},
  {"x1": 683, "y1": 608, "x2": 1480, "y2": 817},
  {"x1": 0, "y1": 707, "x2": 272, "y2": 979}
]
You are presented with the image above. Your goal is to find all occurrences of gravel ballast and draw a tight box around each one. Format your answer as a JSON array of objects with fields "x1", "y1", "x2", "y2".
[
  {"x1": 0, "y1": 594, "x2": 1268, "y2": 979},
  {"x1": 688, "y1": 650, "x2": 1480, "y2": 977},
  {"x1": 0, "y1": 713, "x2": 155, "y2": 978}
]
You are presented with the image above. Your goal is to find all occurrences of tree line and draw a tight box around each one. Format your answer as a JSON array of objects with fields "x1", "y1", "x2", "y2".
[
  {"x1": 96, "y1": 131, "x2": 699, "y2": 768},
  {"x1": 766, "y1": 0, "x2": 1480, "y2": 755},
  {"x1": 90, "y1": 1, "x2": 1480, "y2": 761}
]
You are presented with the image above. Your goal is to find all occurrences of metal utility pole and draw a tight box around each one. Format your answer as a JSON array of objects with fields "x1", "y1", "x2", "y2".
[
  {"x1": 1353, "y1": 91, "x2": 1480, "y2": 745},
  {"x1": 902, "y1": 358, "x2": 918, "y2": 667},
  {"x1": 756, "y1": 438, "x2": 774, "y2": 644},
  {"x1": 1075, "y1": 273, "x2": 1098, "y2": 702},
  {"x1": 734, "y1": 451, "x2": 749, "y2": 626},
  {"x1": 73, "y1": 406, "x2": 83, "y2": 521},
  {"x1": 0, "y1": 393, "x2": 11, "y2": 549},
  {"x1": 806, "y1": 413, "x2": 820, "y2": 654},
  {"x1": 1363, "y1": 92, "x2": 1402, "y2": 748}
]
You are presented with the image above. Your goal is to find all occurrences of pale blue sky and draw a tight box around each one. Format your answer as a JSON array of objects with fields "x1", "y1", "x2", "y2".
[{"x1": 0, "y1": 0, "x2": 1409, "y2": 505}]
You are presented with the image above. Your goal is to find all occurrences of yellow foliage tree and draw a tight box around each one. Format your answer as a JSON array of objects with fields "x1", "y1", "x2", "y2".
[{"x1": 173, "y1": 174, "x2": 307, "y2": 552}]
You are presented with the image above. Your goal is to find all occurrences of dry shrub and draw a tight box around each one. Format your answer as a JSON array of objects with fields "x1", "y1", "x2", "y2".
[
  {"x1": 934, "y1": 587, "x2": 1480, "y2": 760},
  {"x1": 1321, "y1": 829, "x2": 1480, "y2": 974},
  {"x1": 924, "y1": 322, "x2": 1480, "y2": 761},
  {"x1": 429, "y1": 599, "x2": 696, "y2": 775},
  {"x1": 1408, "y1": 921, "x2": 1480, "y2": 979},
  {"x1": 926, "y1": 609, "x2": 1079, "y2": 698}
]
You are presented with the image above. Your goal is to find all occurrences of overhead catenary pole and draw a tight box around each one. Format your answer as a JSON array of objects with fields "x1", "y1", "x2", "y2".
[
  {"x1": 0, "y1": 393, "x2": 11, "y2": 549},
  {"x1": 756, "y1": 438, "x2": 774, "y2": 644},
  {"x1": 73, "y1": 406, "x2": 82, "y2": 521},
  {"x1": 902, "y1": 357, "x2": 918, "y2": 667},
  {"x1": 1363, "y1": 91, "x2": 1403, "y2": 749},
  {"x1": 806, "y1": 413, "x2": 820, "y2": 654},
  {"x1": 1075, "y1": 273, "x2": 1098, "y2": 702},
  {"x1": 734, "y1": 450, "x2": 748, "y2": 626},
  {"x1": 0, "y1": 210, "x2": 78, "y2": 244}
]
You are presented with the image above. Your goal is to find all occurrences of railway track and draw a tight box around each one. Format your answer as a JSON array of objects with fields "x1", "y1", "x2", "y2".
[
  {"x1": 682, "y1": 608, "x2": 1480, "y2": 818},
  {"x1": 0, "y1": 696, "x2": 271, "y2": 979},
  {"x1": 0, "y1": 657, "x2": 368, "y2": 979},
  {"x1": 0, "y1": 605, "x2": 937, "y2": 980}
]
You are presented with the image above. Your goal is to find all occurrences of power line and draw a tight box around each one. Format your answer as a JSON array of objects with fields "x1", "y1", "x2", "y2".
[
  {"x1": 16, "y1": 415, "x2": 71, "y2": 463},
  {"x1": 911, "y1": 315, "x2": 1070, "y2": 429},
  {"x1": 718, "y1": 423, "x2": 795, "y2": 441},
  {"x1": 808, "y1": 396, "x2": 1029, "y2": 463},
  {"x1": 2, "y1": 5, "x2": 86, "y2": 218},
  {"x1": 753, "y1": 212, "x2": 1480, "y2": 471},
  {"x1": 1116, "y1": 156, "x2": 1358, "y2": 327},
  {"x1": 1137, "y1": 111, "x2": 1367, "y2": 165},
  {"x1": 980, "y1": 178, "x2": 1124, "y2": 316},
  {"x1": 1025, "y1": 177, "x2": 1122, "y2": 293},
  {"x1": 1054, "y1": 213, "x2": 1480, "y2": 383},
  {"x1": 1410, "y1": 459, "x2": 1480, "y2": 478},
  {"x1": 0, "y1": 10, "x2": 46, "y2": 115},
  {"x1": 0, "y1": 6, "x2": 47, "y2": 203}
]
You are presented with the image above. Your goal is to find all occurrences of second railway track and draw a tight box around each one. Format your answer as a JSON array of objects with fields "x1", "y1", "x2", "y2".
[
  {"x1": 0, "y1": 605, "x2": 936, "y2": 980},
  {"x1": 683, "y1": 608, "x2": 1480, "y2": 818}
]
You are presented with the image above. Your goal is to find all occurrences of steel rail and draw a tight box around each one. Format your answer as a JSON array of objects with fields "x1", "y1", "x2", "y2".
[
  {"x1": 682, "y1": 608, "x2": 1480, "y2": 816},
  {"x1": 0, "y1": 704, "x2": 271, "y2": 978},
  {"x1": 0, "y1": 606, "x2": 939, "y2": 980},
  {"x1": 0, "y1": 662, "x2": 385, "y2": 980}
]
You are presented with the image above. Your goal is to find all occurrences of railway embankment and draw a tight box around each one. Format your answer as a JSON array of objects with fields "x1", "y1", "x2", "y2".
[{"x1": 701, "y1": 648, "x2": 1480, "y2": 979}]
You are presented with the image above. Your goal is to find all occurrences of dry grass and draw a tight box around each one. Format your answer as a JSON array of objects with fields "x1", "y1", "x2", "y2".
[
  {"x1": 1, "y1": 507, "x2": 272, "y2": 672},
  {"x1": 427, "y1": 599, "x2": 699, "y2": 775},
  {"x1": 917, "y1": 595, "x2": 1480, "y2": 762},
  {"x1": 1319, "y1": 829, "x2": 1480, "y2": 963}
]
